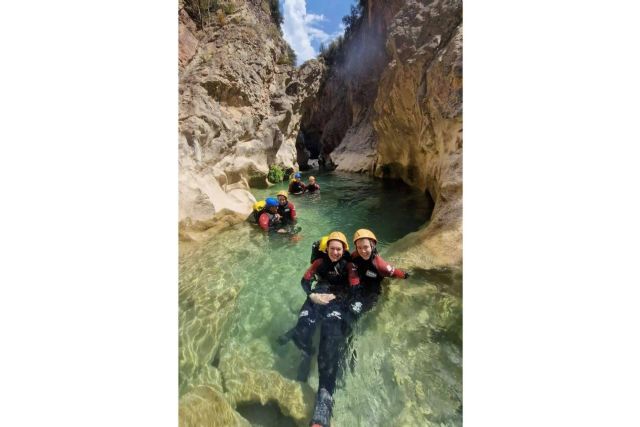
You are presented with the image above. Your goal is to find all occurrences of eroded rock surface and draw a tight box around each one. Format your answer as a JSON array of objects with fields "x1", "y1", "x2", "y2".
[
  {"x1": 302, "y1": 0, "x2": 462, "y2": 268},
  {"x1": 178, "y1": 1, "x2": 325, "y2": 235}
]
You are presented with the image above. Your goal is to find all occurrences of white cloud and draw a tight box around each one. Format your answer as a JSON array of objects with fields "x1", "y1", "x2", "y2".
[{"x1": 282, "y1": 0, "x2": 333, "y2": 65}]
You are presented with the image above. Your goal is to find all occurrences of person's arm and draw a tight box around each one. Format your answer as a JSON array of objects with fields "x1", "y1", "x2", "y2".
[
  {"x1": 301, "y1": 258, "x2": 323, "y2": 295},
  {"x1": 289, "y1": 202, "x2": 297, "y2": 221},
  {"x1": 347, "y1": 262, "x2": 364, "y2": 317},
  {"x1": 373, "y1": 255, "x2": 409, "y2": 279},
  {"x1": 258, "y1": 212, "x2": 270, "y2": 231},
  {"x1": 301, "y1": 259, "x2": 336, "y2": 304}
]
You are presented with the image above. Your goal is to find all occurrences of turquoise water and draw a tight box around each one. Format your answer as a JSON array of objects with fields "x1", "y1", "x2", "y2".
[{"x1": 179, "y1": 171, "x2": 462, "y2": 426}]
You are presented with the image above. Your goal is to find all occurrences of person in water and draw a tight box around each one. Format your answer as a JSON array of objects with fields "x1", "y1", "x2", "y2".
[
  {"x1": 288, "y1": 172, "x2": 306, "y2": 194},
  {"x1": 277, "y1": 231, "x2": 358, "y2": 427},
  {"x1": 305, "y1": 175, "x2": 320, "y2": 193},
  {"x1": 257, "y1": 197, "x2": 284, "y2": 232},
  {"x1": 348, "y1": 228, "x2": 410, "y2": 318},
  {"x1": 276, "y1": 190, "x2": 297, "y2": 224}
]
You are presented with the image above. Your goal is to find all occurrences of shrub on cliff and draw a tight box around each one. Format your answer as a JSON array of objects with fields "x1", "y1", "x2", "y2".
[
  {"x1": 267, "y1": 164, "x2": 285, "y2": 183},
  {"x1": 269, "y1": 0, "x2": 283, "y2": 27}
]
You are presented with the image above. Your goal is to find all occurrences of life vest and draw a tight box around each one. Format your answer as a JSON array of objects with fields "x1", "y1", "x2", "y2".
[
  {"x1": 352, "y1": 251, "x2": 383, "y2": 289},
  {"x1": 289, "y1": 180, "x2": 305, "y2": 194},
  {"x1": 314, "y1": 255, "x2": 352, "y2": 294},
  {"x1": 277, "y1": 201, "x2": 293, "y2": 221}
]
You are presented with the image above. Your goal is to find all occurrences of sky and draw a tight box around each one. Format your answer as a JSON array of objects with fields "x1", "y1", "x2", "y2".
[{"x1": 281, "y1": 0, "x2": 357, "y2": 65}]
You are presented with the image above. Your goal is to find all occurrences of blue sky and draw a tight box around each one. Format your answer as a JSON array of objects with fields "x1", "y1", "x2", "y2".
[{"x1": 281, "y1": 0, "x2": 358, "y2": 65}]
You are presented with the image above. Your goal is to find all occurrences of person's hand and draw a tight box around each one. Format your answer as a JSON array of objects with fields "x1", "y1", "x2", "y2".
[
  {"x1": 277, "y1": 228, "x2": 287, "y2": 233},
  {"x1": 309, "y1": 293, "x2": 336, "y2": 305},
  {"x1": 349, "y1": 301, "x2": 363, "y2": 314}
]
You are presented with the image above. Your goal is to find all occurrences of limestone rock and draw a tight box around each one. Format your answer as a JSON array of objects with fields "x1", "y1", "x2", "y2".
[
  {"x1": 179, "y1": 385, "x2": 250, "y2": 427},
  {"x1": 301, "y1": 0, "x2": 463, "y2": 269},
  {"x1": 178, "y1": 1, "x2": 326, "y2": 233}
]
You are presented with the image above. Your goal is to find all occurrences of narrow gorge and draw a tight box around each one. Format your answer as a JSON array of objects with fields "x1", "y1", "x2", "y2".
[{"x1": 179, "y1": 1, "x2": 462, "y2": 425}]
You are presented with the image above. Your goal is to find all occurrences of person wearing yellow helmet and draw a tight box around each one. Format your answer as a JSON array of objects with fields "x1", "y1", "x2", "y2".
[
  {"x1": 277, "y1": 231, "x2": 357, "y2": 427},
  {"x1": 276, "y1": 190, "x2": 297, "y2": 224},
  {"x1": 305, "y1": 175, "x2": 320, "y2": 193},
  {"x1": 348, "y1": 228, "x2": 410, "y2": 316}
]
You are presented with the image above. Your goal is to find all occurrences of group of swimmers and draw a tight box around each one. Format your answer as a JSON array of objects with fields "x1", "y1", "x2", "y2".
[
  {"x1": 289, "y1": 172, "x2": 320, "y2": 195},
  {"x1": 252, "y1": 173, "x2": 318, "y2": 233},
  {"x1": 250, "y1": 172, "x2": 409, "y2": 426},
  {"x1": 278, "y1": 230, "x2": 409, "y2": 427}
]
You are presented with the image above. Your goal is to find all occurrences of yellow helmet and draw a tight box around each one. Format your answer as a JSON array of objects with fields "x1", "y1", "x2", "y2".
[
  {"x1": 276, "y1": 190, "x2": 288, "y2": 199},
  {"x1": 353, "y1": 229, "x2": 377, "y2": 244},
  {"x1": 309, "y1": 175, "x2": 316, "y2": 180},
  {"x1": 327, "y1": 231, "x2": 349, "y2": 251}
]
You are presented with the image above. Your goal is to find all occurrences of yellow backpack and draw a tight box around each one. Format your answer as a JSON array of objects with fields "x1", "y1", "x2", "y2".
[{"x1": 252, "y1": 200, "x2": 267, "y2": 222}]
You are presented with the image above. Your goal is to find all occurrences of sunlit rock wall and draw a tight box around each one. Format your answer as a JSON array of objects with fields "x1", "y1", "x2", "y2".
[
  {"x1": 178, "y1": 0, "x2": 325, "y2": 235},
  {"x1": 303, "y1": 0, "x2": 462, "y2": 268}
]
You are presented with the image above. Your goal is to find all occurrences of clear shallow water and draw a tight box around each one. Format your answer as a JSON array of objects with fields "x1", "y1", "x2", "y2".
[{"x1": 179, "y1": 171, "x2": 461, "y2": 426}]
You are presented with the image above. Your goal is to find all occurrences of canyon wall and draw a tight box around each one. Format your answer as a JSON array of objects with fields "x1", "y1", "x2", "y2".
[{"x1": 178, "y1": 0, "x2": 325, "y2": 239}]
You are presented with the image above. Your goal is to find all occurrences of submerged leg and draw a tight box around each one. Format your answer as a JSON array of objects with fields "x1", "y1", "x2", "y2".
[
  {"x1": 296, "y1": 349, "x2": 313, "y2": 382},
  {"x1": 317, "y1": 311, "x2": 348, "y2": 395}
]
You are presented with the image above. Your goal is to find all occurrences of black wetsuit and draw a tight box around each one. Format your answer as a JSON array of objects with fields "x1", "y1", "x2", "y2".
[
  {"x1": 349, "y1": 250, "x2": 407, "y2": 317},
  {"x1": 289, "y1": 253, "x2": 359, "y2": 395},
  {"x1": 306, "y1": 182, "x2": 320, "y2": 193},
  {"x1": 288, "y1": 180, "x2": 306, "y2": 194},
  {"x1": 277, "y1": 201, "x2": 296, "y2": 224}
]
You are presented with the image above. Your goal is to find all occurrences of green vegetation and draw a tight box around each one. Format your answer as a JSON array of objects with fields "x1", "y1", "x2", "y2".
[
  {"x1": 267, "y1": 164, "x2": 285, "y2": 183},
  {"x1": 318, "y1": 1, "x2": 366, "y2": 66},
  {"x1": 269, "y1": 0, "x2": 283, "y2": 27},
  {"x1": 183, "y1": 0, "x2": 237, "y2": 28},
  {"x1": 183, "y1": 0, "x2": 220, "y2": 28}
]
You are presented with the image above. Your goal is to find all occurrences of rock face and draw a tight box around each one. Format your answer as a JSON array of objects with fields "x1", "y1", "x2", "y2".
[
  {"x1": 178, "y1": 1, "x2": 325, "y2": 236},
  {"x1": 302, "y1": 0, "x2": 462, "y2": 268}
]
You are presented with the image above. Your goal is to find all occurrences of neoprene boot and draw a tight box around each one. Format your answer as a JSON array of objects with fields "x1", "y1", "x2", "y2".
[{"x1": 309, "y1": 387, "x2": 333, "y2": 427}]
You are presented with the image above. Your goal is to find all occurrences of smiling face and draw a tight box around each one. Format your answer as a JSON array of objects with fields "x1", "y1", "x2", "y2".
[
  {"x1": 277, "y1": 195, "x2": 287, "y2": 205},
  {"x1": 356, "y1": 238, "x2": 373, "y2": 260},
  {"x1": 327, "y1": 240, "x2": 344, "y2": 262}
]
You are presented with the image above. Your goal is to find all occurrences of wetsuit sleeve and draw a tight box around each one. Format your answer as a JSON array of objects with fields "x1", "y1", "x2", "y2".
[
  {"x1": 347, "y1": 262, "x2": 360, "y2": 287},
  {"x1": 374, "y1": 256, "x2": 407, "y2": 279},
  {"x1": 301, "y1": 258, "x2": 323, "y2": 295},
  {"x1": 258, "y1": 212, "x2": 270, "y2": 231},
  {"x1": 289, "y1": 202, "x2": 296, "y2": 220}
]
